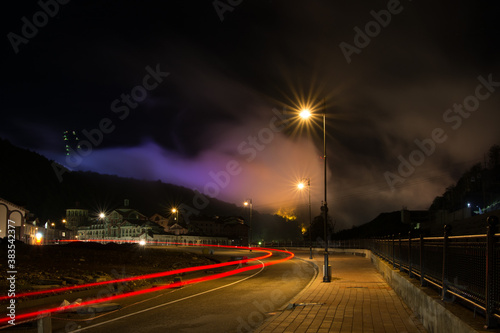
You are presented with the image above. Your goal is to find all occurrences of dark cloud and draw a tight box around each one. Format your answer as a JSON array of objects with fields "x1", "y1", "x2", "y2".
[{"x1": 2, "y1": 0, "x2": 500, "y2": 228}]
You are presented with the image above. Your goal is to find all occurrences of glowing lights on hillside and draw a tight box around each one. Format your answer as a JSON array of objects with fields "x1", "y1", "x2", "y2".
[{"x1": 275, "y1": 207, "x2": 297, "y2": 221}]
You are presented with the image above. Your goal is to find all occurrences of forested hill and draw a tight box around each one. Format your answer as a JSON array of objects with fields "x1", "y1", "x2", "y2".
[{"x1": 0, "y1": 138, "x2": 242, "y2": 221}]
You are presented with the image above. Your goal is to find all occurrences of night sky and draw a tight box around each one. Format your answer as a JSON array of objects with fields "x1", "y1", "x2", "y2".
[{"x1": 2, "y1": 0, "x2": 500, "y2": 230}]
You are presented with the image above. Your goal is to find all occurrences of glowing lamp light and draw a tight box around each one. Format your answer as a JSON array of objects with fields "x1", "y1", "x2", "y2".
[
  {"x1": 99, "y1": 213, "x2": 106, "y2": 219},
  {"x1": 35, "y1": 232, "x2": 43, "y2": 243},
  {"x1": 299, "y1": 109, "x2": 311, "y2": 119},
  {"x1": 297, "y1": 182, "x2": 305, "y2": 190},
  {"x1": 139, "y1": 239, "x2": 146, "y2": 246}
]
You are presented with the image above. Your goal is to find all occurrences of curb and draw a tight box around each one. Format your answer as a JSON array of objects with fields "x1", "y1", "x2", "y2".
[{"x1": 277, "y1": 255, "x2": 319, "y2": 311}]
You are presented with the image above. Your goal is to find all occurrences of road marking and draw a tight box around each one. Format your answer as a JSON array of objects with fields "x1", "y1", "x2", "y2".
[{"x1": 70, "y1": 261, "x2": 265, "y2": 332}]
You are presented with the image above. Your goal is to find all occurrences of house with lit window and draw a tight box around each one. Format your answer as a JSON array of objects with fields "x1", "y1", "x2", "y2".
[
  {"x1": 77, "y1": 201, "x2": 164, "y2": 241},
  {"x1": 150, "y1": 213, "x2": 169, "y2": 231}
]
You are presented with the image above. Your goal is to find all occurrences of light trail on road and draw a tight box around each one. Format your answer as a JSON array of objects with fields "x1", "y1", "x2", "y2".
[
  {"x1": 0, "y1": 241, "x2": 272, "y2": 301},
  {"x1": 0, "y1": 244, "x2": 293, "y2": 327},
  {"x1": 66, "y1": 260, "x2": 268, "y2": 332}
]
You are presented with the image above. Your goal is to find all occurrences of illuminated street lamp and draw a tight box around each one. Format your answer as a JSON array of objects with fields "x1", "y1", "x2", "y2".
[
  {"x1": 172, "y1": 208, "x2": 179, "y2": 222},
  {"x1": 243, "y1": 199, "x2": 253, "y2": 246},
  {"x1": 298, "y1": 178, "x2": 313, "y2": 259},
  {"x1": 172, "y1": 208, "x2": 180, "y2": 245},
  {"x1": 299, "y1": 109, "x2": 311, "y2": 119},
  {"x1": 98, "y1": 213, "x2": 106, "y2": 239},
  {"x1": 299, "y1": 104, "x2": 331, "y2": 282}
]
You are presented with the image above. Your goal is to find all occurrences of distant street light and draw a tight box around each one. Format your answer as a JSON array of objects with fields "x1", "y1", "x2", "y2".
[
  {"x1": 244, "y1": 199, "x2": 253, "y2": 246},
  {"x1": 172, "y1": 208, "x2": 179, "y2": 222},
  {"x1": 298, "y1": 178, "x2": 313, "y2": 259},
  {"x1": 299, "y1": 102, "x2": 331, "y2": 282},
  {"x1": 99, "y1": 212, "x2": 106, "y2": 219}
]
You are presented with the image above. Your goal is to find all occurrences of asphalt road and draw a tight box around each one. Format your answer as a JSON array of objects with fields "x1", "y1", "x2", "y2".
[{"x1": 5, "y1": 247, "x2": 316, "y2": 333}]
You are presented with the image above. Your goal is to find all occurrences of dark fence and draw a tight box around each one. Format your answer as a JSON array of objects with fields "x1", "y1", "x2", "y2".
[{"x1": 343, "y1": 216, "x2": 499, "y2": 329}]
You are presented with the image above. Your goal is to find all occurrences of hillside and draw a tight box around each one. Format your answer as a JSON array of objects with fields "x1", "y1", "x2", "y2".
[
  {"x1": 0, "y1": 138, "x2": 242, "y2": 221},
  {"x1": 333, "y1": 211, "x2": 412, "y2": 240}
]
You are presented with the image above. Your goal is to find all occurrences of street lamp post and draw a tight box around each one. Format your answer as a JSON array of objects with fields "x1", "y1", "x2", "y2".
[
  {"x1": 99, "y1": 213, "x2": 106, "y2": 240},
  {"x1": 172, "y1": 208, "x2": 179, "y2": 245},
  {"x1": 172, "y1": 208, "x2": 179, "y2": 222},
  {"x1": 298, "y1": 178, "x2": 313, "y2": 259},
  {"x1": 244, "y1": 199, "x2": 252, "y2": 247},
  {"x1": 300, "y1": 105, "x2": 330, "y2": 283}
]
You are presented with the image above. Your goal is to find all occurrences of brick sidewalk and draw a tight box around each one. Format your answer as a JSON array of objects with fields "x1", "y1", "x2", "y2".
[{"x1": 254, "y1": 253, "x2": 427, "y2": 333}]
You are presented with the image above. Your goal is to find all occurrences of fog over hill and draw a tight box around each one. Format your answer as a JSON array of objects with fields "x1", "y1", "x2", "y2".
[{"x1": 0, "y1": 138, "x2": 304, "y2": 242}]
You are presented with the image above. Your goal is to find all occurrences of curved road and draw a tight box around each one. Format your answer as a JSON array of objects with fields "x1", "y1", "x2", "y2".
[{"x1": 41, "y1": 247, "x2": 316, "y2": 333}]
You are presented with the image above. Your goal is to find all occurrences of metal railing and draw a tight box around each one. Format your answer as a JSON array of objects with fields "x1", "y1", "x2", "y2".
[{"x1": 367, "y1": 216, "x2": 499, "y2": 329}]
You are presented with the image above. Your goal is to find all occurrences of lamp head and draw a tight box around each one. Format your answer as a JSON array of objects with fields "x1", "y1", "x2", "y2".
[{"x1": 299, "y1": 109, "x2": 311, "y2": 119}]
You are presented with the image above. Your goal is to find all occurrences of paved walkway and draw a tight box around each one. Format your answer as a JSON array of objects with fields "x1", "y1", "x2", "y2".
[{"x1": 254, "y1": 252, "x2": 427, "y2": 333}]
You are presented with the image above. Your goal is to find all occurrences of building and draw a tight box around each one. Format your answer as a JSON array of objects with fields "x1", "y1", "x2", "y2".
[
  {"x1": 65, "y1": 204, "x2": 89, "y2": 231},
  {"x1": 77, "y1": 201, "x2": 163, "y2": 241},
  {"x1": 220, "y1": 216, "x2": 249, "y2": 245},
  {"x1": 63, "y1": 130, "x2": 81, "y2": 157},
  {"x1": 73, "y1": 200, "x2": 248, "y2": 245},
  {"x1": 78, "y1": 218, "x2": 163, "y2": 241},
  {"x1": 188, "y1": 215, "x2": 224, "y2": 236},
  {"x1": 22, "y1": 218, "x2": 75, "y2": 245},
  {"x1": 401, "y1": 208, "x2": 431, "y2": 232},
  {"x1": 0, "y1": 197, "x2": 29, "y2": 240},
  {"x1": 150, "y1": 213, "x2": 169, "y2": 231},
  {"x1": 188, "y1": 215, "x2": 249, "y2": 245}
]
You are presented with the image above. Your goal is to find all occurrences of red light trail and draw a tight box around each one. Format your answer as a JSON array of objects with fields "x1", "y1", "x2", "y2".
[
  {"x1": 0, "y1": 243, "x2": 293, "y2": 327},
  {"x1": 0, "y1": 244, "x2": 272, "y2": 301}
]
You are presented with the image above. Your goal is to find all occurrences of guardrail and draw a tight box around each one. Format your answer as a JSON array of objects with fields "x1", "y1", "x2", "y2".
[{"x1": 364, "y1": 215, "x2": 499, "y2": 329}]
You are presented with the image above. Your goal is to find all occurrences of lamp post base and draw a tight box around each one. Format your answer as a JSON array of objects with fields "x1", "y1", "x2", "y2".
[{"x1": 323, "y1": 251, "x2": 331, "y2": 282}]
